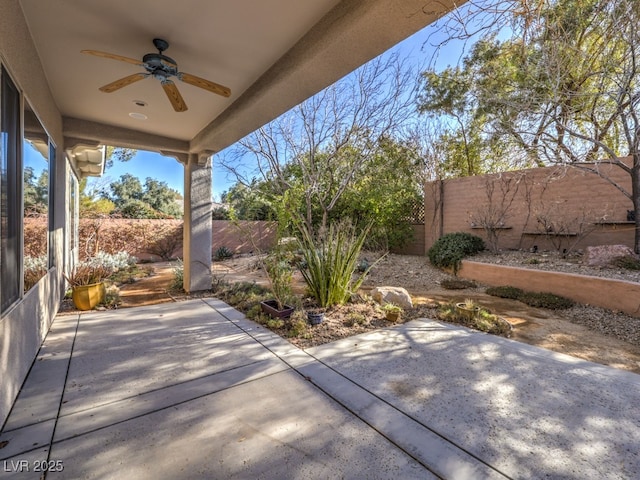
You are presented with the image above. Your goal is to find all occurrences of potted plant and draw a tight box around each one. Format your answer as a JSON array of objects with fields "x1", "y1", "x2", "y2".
[
  {"x1": 64, "y1": 263, "x2": 111, "y2": 311},
  {"x1": 260, "y1": 252, "x2": 295, "y2": 319},
  {"x1": 382, "y1": 303, "x2": 403, "y2": 322},
  {"x1": 306, "y1": 308, "x2": 325, "y2": 325},
  {"x1": 455, "y1": 298, "x2": 481, "y2": 321}
]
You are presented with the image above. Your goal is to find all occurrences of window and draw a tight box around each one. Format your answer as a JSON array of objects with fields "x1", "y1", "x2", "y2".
[
  {"x1": 23, "y1": 100, "x2": 51, "y2": 292},
  {"x1": 1, "y1": 66, "x2": 22, "y2": 313}
]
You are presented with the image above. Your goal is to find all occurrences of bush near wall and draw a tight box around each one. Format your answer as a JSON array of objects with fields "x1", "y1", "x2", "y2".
[
  {"x1": 23, "y1": 218, "x2": 277, "y2": 262},
  {"x1": 24, "y1": 216, "x2": 48, "y2": 258}
]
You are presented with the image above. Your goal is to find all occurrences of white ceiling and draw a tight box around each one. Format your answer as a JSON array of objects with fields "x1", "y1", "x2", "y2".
[{"x1": 18, "y1": 0, "x2": 460, "y2": 155}]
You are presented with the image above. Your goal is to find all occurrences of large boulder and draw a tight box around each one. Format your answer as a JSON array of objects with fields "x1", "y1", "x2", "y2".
[
  {"x1": 584, "y1": 245, "x2": 636, "y2": 267},
  {"x1": 371, "y1": 286, "x2": 413, "y2": 309}
]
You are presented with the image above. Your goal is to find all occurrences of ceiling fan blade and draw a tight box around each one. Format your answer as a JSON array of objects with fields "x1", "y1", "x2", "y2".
[
  {"x1": 81, "y1": 49, "x2": 145, "y2": 66},
  {"x1": 179, "y1": 72, "x2": 231, "y2": 97},
  {"x1": 99, "y1": 73, "x2": 147, "y2": 93},
  {"x1": 162, "y1": 80, "x2": 188, "y2": 112}
]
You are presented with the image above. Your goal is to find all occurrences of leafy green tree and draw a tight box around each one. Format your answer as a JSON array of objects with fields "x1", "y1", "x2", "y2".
[
  {"x1": 79, "y1": 178, "x2": 115, "y2": 218},
  {"x1": 105, "y1": 174, "x2": 182, "y2": 218},
  {"x1": 23, "y1": 167, "x2": 49, "y2": 214},
  {"x1": 108, "y1": 173, "x2": 143, "y2": 206},
  {"x1": 221, "y1": 181, "x2": 275, "y2": 221},
  {"x1": 425, "y1": 0, "x2": 640, "y2": 252},
  {"x1": 331, "y1": 138, "x2": 423, "y2": 249},
  {"x1": 104, "y1": 146, "x2": 136, "y2": 169},
  {"x1": 221, "y1": 52, "x2": 417, "y2": 235},
  {"x1": 79, "y1": 146, "x2": 136, "y2": 218},
  {"x1": 141, "y1": 178, "x2": 182, "y2": 218}
]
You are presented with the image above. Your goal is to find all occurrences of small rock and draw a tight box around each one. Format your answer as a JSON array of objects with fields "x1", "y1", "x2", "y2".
[{"x1": 371, "y1": 286, "x2": 413, "y2": 309}]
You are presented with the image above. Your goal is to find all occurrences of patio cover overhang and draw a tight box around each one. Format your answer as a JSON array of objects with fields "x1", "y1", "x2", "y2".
[{"x1": 11, "y1": 0, "x2": 464, "y2": 291}]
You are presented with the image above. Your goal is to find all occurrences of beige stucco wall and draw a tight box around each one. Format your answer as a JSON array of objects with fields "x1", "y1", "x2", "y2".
[
  {"x1": 425, "y1": 163, "x2": 635, "y2": 253},
  {"x1": 0, "y1": 0, "x2": 65, "y2": 427},
  {"x1": 459, "y1": 261, "x2": 640, "y2": 318}
]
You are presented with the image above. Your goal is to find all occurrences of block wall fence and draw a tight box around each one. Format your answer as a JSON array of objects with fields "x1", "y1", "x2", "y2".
[
  {"x1": 423, "y1": 161, "x2": 637, "y2": 254},
  {"x1": 24, "y1": 218, "x2": 278, "y2": 261}
]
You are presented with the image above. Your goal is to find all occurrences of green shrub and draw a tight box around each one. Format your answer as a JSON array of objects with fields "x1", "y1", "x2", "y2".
[
  {"x1": 486, "y1": 285, "x2": 574, "y2": 309},
  {"x1": 170, "y1": 259, "x2": 184, "y2": 291},
  {"x1": 613, "y1": 255, "x2": 640, "y2": 270},
  {"x1": 264, "y1": 254, "x2": 293, "y2": 310},
  {"x1": 427, "y1": 232, "x2": 485, "y2": 274},
  {"x1": 518, "y1": 291, "x2": 575, "y2": 309},
  {"x1": 485, "y1": 286, "x2": 524, "y2": 299},
  {"x1": 101, "y1": 284, "x2": 122, "y2": 308},
  {"x1": 214, "y1": 246, "x2": 234, "y2": 261},
  {"x1": 437, "y1": 301, "x2": 511, "y2": 336},
  {"x1": 523, "y1": 258, "x2": 541, "y2": 265},
  {"x1": 245, "y1": 304, "x2": 263, "y2": 320},
  {"x1": 266, "y1": 318, "x2": 285, "y2": 329},
  {"x1": 440, "y1": 278, "x2": 478, "y2": 290},
  {"x1": 287, "y1": 312, "x2": 308, "y2": 338},
  {"x1": 344, "y1": 312, "x2": 367, "y2": 327}
]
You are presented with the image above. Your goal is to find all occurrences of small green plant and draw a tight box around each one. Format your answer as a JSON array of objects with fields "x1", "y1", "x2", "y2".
[
  {"x1": 486, "y1": 285, "x2": 574, "y2": 309},
  {"x1": 344, "y1": 312, "x2": 367, "y2": 327},
  {"x1": 523, "y1": 257, "x2": 541, "y2": 265},
  {"x1": 485, "y1": 286, "x2": 524, "y2": 300},
  {"x1": 264, "y1": 253, "x2": 293, "y2": 310},
  {"x1": 427, "y1": 232, "x2": 485, "y2": 274},
  {"x1": 381, "y1": 302, "x2": 403, "y2": 321},
  {"x1": 381, "y1": 303, "x2": 403, "y2": 313},
  {"x1": 287, "y1": 312, "x2": 308, "y2": 338},
  {"x1": 214, "y1": 246, "x2": 234, "y2": 261},
  {"x1": 211, "y1": 273, "x2": 230, "y2": 293},
  {"x1": 170, "y1": 259, "x2": 184, "y2": 291},
  {"x1": 518, "y1": 291, "x2": 575, "y2": 309},
  {"x1": 266, "y1": 318, "x2": 285, "y2": 329},
  {"x1": 437, "y1": 302, "x2": 510, "y2": 336},
  {"x1": 245, "y1": 304, "x2": 263, "y2": 320},
  {"x1": 461, "y1": 298, "x2": 476, "y2": 309},
  {"x1": 100, "y1": 284, "x2": 121, "y2": 308},
  {"x1": 613, "y1": 255, "x2": 640, "y2": 270},
  {"x1": 440, "y1": 278, "x2": 477, "y2": 290}
]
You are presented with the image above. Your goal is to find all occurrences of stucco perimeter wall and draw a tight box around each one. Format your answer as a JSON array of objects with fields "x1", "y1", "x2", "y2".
[
  {"x1": 68, "y1": 219, "x2": 278, "y2": 260},
  {"x1": 424, "y1": 162, "x2": 636, "y2": 252},
  {"x1": 212, "y1": 220, "x2": 277, "y2": 254},
  {"x1": 459, "y1": 260, "x2": 640, "y2": 318}
]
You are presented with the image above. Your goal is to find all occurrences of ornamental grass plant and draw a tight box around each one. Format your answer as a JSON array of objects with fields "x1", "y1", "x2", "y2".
[
  {"x1": 63, "y1": 263, "x2": 112, "y2": 287},
  {"x1": 297, "y1": 220, "x2": 376, "y2": 308}
]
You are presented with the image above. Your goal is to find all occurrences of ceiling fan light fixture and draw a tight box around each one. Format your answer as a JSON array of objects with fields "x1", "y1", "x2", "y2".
[{"x1": 82, "y1": 38, "x2": 231, "y2": 112}]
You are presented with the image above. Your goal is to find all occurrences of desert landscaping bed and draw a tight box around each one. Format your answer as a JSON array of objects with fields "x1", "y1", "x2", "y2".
[{"x1": 60, "y1": 249, "x2": 640, "y2": 374}]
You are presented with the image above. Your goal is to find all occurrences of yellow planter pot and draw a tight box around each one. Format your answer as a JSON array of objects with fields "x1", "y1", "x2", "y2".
[{"x1": 72, "y1": 282, "x2": 106, "y2": 311}]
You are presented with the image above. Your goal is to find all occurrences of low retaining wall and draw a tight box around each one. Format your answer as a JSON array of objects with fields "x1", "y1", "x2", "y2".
[{"x1": 458, "y1": 260, "x2": 640, "y2": 318}]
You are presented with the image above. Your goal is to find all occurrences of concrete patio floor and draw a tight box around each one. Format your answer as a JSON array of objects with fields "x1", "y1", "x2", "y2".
[{"x1": 1, "y1": 299, "x2": 639, "y2": 479}]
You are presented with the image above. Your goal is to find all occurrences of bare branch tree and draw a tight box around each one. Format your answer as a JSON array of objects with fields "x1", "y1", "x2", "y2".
[
  {"x1": 219, "y1": 52, "x2": 419, "y2": 234},
  {"x1": 425, "y1": 0, "x2": 640, "y2": 252}
]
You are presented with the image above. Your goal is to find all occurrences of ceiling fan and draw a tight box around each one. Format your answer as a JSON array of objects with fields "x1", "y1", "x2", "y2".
[{"x1": 81, "y1": 38, "x2": 231, "y2": 112}]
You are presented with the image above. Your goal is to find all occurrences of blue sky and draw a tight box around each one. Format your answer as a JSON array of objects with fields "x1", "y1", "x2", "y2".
[{"x1": 99, "y1": 19, "x2": 470, "y2": 200}]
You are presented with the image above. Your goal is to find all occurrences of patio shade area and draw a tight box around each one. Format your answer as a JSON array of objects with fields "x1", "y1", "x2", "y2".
[{"x1": 1, "y1": 300, "x2": 638, "y2": 479}]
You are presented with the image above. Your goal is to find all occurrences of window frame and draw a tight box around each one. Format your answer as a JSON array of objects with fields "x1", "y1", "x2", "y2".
[{"x1": 1, "y1": 65, "x2": 23, "y2": 314}]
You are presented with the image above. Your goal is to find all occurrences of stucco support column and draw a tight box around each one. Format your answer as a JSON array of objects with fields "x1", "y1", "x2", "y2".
[{"x1": 183, "y1": 153, "x2": 213, "y2": 292}]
